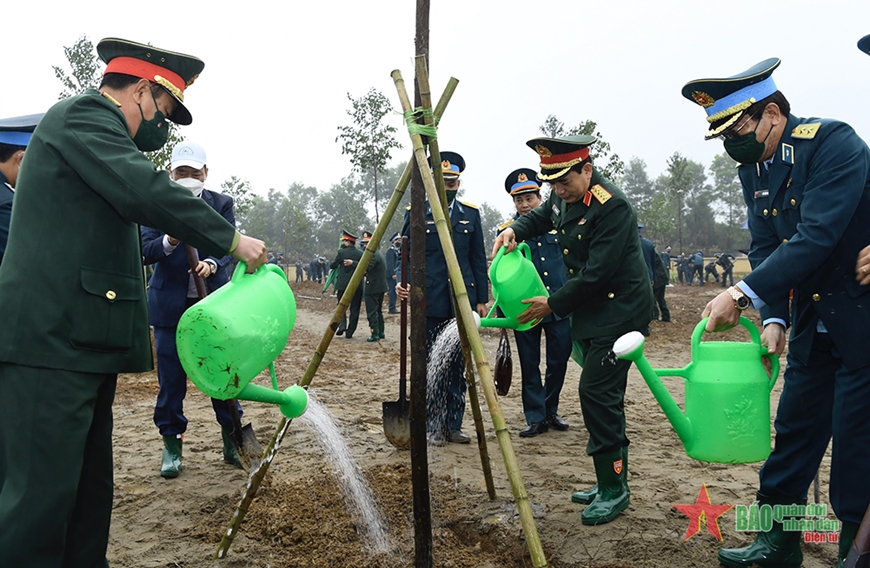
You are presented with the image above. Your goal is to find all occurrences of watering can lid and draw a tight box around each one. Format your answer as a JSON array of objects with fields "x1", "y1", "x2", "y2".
[{"x1": 613, "y1": 331, "x2": 645, "y2": 358}]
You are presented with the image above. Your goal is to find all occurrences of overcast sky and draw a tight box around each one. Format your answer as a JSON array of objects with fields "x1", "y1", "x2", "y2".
[{"x1": 5, "y1": 0, "x2": 870, "y2": 220}]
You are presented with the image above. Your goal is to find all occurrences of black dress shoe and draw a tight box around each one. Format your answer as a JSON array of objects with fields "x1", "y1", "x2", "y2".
[
  {"x1": 447, "y1": 429, "x2": 471, "y2": 444},
  {"x1": 519, "y1": 422, "x2": 549, "y2": 437},
  {"x1": 547, "y1": 414, "x2": 570, "y2": 431}
]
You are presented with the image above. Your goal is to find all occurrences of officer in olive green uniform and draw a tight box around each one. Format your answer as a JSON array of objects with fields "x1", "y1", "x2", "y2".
[
  {"x1": 0, "y1": 38, "x2": 266, "y2": 568},
  {"x1": 331, "y1": 230, "x2": 364, "y2": 338},
  {"x1": 360, "y1": 231, "x2": 388, "y2": 342},
  {"x1": 493, "y1": 135, "x2": 653, "y2": 526}
]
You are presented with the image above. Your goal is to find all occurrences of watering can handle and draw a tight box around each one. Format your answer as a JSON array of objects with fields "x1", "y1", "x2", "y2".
[
  {"x1": 232, "y1": 261, "x2": 285, "y2": 282},
  {"x1": 693, "y1": 316, "x2": 780, "y2": 391},
  {"x1": 232, "y1": 261, "x2": 248, "y2": 282}
]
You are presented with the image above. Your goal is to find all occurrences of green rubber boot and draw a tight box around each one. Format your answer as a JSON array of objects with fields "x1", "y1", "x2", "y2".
[
  {"x1": 581, "y1": 449, "x2": 630, "y2": 525},
  {"x1": 718, "y1": 493, "x2": 804, "y2": 568},
  {"x1": 366, "y1": 330, "x2": 380, "y2": 342},
  {"x1": 221, "y1": 426, "x2": 243, "y2": 469},
  {"x1": 378, "y1": 320, "x2": 385, "y2": 340},
  {"x1": 573, "y1": 446, "x2": 628, "y2": 505},
  {"x1": 837, "y1": 521, "x2": 860, "y2": 568},
  {"x1": 160, "y1": 435, "x2": 183, "y2": 478}
]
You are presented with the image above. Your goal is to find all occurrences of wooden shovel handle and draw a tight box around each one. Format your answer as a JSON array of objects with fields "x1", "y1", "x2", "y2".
[{"x1": 399, "y1": 236, "x2": 409, "y2": 400}]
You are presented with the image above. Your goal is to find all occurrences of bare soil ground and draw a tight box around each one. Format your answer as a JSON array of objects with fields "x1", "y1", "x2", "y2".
[{"x1": 107, "y1": 280, "x2": 837, "y2": 567}]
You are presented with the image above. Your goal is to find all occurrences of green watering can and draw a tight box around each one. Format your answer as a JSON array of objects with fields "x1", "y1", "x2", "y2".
[
  {"x1": 176, "y1": 261, "x2": 308, "y2": 419},
  {"x1": 479, "y1": 243, "x2": 549, "y2": 331},
  {"x1": 613, "y1": 316, "x2": 779, "y2": 464}
]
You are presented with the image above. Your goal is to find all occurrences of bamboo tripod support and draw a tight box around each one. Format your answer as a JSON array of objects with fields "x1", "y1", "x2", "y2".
[
  {"x1": 392, "y1": 68, "x2": 549, "y2": 568},
  {"x1": 214, "y1": 81, "x2": 460, "y2": 560},
  {"x1": 411, "y1": 55, "x2": 496, "y2": 500}
]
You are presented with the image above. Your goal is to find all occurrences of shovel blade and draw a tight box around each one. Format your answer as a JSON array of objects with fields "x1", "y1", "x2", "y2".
[
  {"x1": 228, "y1": 422, "x2": 262, "y2": 472},
  {"x1": 382, "y1": 400, "x2": 411, "y2": 450}
]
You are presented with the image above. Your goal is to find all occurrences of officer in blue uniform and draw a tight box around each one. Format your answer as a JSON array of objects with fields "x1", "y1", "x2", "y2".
[
  {"x1": 0, "y1": 114, "x2": 42, "y2": 266},
  {"x1": 385, "y1": 233, "x2": 401, "y2": 313},
  {"x1": 684, "y1": 57, "x2": 870, "y2": 568},
  {"x1": 497, "y1": 168, "x2": 571, "y2": 438},
  {"x1": 396, "y1": 151, "x2": 489, "y2": 444}
]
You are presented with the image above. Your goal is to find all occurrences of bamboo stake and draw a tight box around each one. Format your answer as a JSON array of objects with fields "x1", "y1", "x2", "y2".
[
  {"x1": 214, "y1": 80, "x2": 459, "y2": 560},
  {"x1": 413, "y1": 55, "x2": 496, "y2": 500},
  {"x1": 392, "y1": 69, "x2": 548, "y2": 568}
]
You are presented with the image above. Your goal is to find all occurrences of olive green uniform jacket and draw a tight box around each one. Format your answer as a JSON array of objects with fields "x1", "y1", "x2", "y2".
[
  {"x1": 509, "y1": 171, "x2": 653, "y2": 340},
  {"x1": 330, "y1": 244, "x2": 363, "y2": 292},
  {"x1": 364, "y1": 249, "x2": 388, "y2": 295},
  {"x1": 0, "y1": 90, "x2": 237, "y2": 374}
]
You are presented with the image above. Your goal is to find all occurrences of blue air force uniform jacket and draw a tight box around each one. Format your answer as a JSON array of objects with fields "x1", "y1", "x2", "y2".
[
  {"x1": 401, "y1": 200, "x2": 489, "y2": 319},
  {"x1": 497, "y1": 213, "x2": 568, "y2": 324},
  {"x1": 740, "y1": 114, "x2": 870, "y2": 371},
  {"x1": 141, "y1": 189, "x2": 235, "y2": 327}
]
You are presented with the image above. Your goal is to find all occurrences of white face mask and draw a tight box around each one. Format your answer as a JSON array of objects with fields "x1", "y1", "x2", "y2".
[{"x1": 174, "y1": 176, "x2": 205, "y2": 197}]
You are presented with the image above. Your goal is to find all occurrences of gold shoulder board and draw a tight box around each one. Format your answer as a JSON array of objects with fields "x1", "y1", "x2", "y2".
[
  {"x1": 459, "y1": 200, "x2": 479, "y2": 210},
  {"x1": 792, "y1": 123, "x2": 821, "y2": 140},
  {"x1": 497, "y1": 219, "x2": 514, "y2": 231},
  {"x1": 590, "y1": 184, "x2": 612, "y2": 205}
]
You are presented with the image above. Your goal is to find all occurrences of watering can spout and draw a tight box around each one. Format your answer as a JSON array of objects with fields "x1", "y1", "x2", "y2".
[
  {"x1": 238, "y1": 383, "x2": 309, "y2": 419},
  {"x1": 612, "y1": 332, "x2": 694, "y2": 447},
  {"x1": 472, "y1": 311, "x2": 519, "y2": 329}
]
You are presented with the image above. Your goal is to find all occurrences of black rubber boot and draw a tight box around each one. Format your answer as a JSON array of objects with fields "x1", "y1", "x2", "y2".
[
  {"x1": 838, "y1": 521, "x2": 860, "y2": 568},
  {"x1": 718, "y1": 493, "x2": 804, "y2": 568},
  {"x1": 573, "y1": 446, "x2": 628, "y2": 505},
  {"x1": 581, "y1": 449, "x2": 630, "y2": 525},
  {"x1": 220, "y1": 426, "x2": 243, "y2": 469},
  {"x1": 378, "y1": 321, "x2": 385, "y2": 340},
  {"x1": 160, "y1": 435, "x2": 183, "y2": 478}
]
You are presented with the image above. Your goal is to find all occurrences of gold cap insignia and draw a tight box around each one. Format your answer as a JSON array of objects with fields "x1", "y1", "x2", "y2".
[
  {"x1": 692, "y1": 91, "x2": 716, "y2": 108},
  {"x1": 518, "y1": 173, "x2": 528, "y2": 182},
  {"x1": 535, "y1": 145, "x2": 552, "y2": 158},
  {"x1": 442, "y1": 160, "x2": 453, "y2": 172}
]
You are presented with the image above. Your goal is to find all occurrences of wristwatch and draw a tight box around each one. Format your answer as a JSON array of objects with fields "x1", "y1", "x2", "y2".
[{"x1": 727, "y1": 286, "x2": 751, "y2": 311}]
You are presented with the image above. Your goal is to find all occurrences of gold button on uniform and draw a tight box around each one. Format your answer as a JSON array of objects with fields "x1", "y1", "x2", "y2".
[
  {"x1": 790, "y1": 199, "x2": 796, "y2": 206},
  {"x1": 561, "y1": 229, "x2": 565, "y2": 235},
  {"x1": 541, "y1": 257, "x2": 546, "y2": 262},
  {"x1": 543, "y1": 271, "x2": 549, "y2": 276},
  {"x1": 763, "y1": 209, "x2": 769, "y2": 216},
  {"x1": 546, "y1": 286, "x2": 551, "y2": 291},
  {"x1": 812, "y1": 294, "x2": 820, "y2": 301},
  {"x1": 607, "y1": 292, "x2": 615, "y2": 299},
  {"x1": 772, "y1": 209, "x2": 778, "y2": 216},
  {"x1": 537, "y1": 242, "x2": 542, "y2": 247},
  {"x1": 782, "y1": 239, "x2": 789, "y2": 243},
  {"x1": 106, "y1": 290, "x2": 117, "y2": 300},
  {"x1": 577, "y1": 235, "x2": 582, "y2": 240},
  {"x1": 563, "y1": 249, "x2": 569, "y2": 255},
  {"x1": 569, "y1": 269, "x2": 575, "y2": 274}
]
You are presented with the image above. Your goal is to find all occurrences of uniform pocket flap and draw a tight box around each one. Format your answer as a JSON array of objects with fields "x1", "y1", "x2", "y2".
[{"x1": 81, "y1": 267, "x2": 141, "y2": 303}]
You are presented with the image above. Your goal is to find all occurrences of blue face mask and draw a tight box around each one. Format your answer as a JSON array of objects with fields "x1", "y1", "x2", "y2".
[{"x1": 133, "y1": 89, "x2": 169, "y2": 152}]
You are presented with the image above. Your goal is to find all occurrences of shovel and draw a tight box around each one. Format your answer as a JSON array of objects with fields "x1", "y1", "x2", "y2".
[
  {"x1": 382, "y1": 236, "x2": 411, "y2": 449},
  {"x1": 185, "y1": 245, "x2": 262, "y2": 470}
]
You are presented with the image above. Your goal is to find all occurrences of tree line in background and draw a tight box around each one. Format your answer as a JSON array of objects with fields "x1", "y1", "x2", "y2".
[{"x1": 53, "y1": 35, "x2": 749, "y2": 265}]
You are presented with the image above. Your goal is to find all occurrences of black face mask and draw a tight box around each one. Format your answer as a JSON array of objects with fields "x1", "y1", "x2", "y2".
[
  {"x1": 133, "y1": 89, "x2": 169, "y2": 152},
  {"x1": 722, "y1": 115, "x2": 773, "y2": 165}
]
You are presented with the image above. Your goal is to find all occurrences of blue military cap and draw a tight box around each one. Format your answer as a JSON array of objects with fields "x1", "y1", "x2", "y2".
[
  {"x1": 390, "y1": 232, "x2": 400, "y2": 243},
  {"x1": 504, "y1": 168, "x2": 540, "y2": 195},
  {"x1": 682, "y1": 58, "x2": 781, "y2": 139},
  {"x1": 859, "y1": 34, "x2": 870, "y2": 55},
  {"x1": 428, "y1": 151, "x2": 465, "y2": 180},
  {"x1": 0, "y1": 113, "x2": 44, "y2": 146}
]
